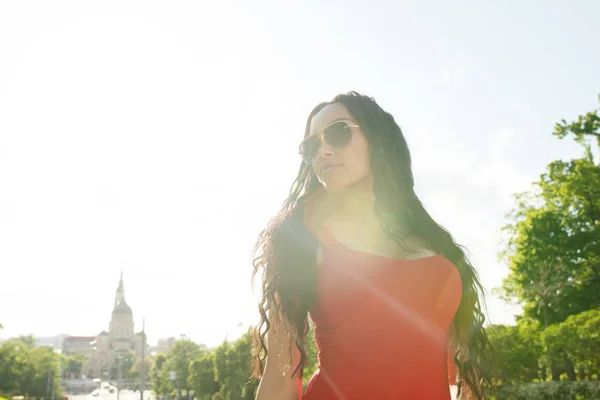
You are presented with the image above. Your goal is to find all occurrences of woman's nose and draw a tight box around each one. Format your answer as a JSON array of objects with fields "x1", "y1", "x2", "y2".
[{"x1": 317, "y1": 140, "x2": 335, "y2": 158}]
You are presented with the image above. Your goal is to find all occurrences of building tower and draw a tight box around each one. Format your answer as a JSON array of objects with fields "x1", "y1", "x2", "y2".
[{"x1": 108, "y1": 271, "x2": 134, "y2": 338}]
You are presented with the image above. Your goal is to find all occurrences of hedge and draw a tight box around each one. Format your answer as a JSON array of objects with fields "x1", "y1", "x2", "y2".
[{"x1": 487, "y1": 381, "x2": 600, "y2": 400}]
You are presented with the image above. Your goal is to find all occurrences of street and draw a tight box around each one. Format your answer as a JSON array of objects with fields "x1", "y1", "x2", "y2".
[
  {"x1": 68, "y1": 385, "x2": 455, "y2": 400},
  {"x1": 69, "y1": 387, "x2": 153, "y2": 400}
]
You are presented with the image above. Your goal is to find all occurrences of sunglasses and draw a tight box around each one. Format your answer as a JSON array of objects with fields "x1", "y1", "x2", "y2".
[{"x1": 298, "y1": 120, "x2": 360, "y2": 164}]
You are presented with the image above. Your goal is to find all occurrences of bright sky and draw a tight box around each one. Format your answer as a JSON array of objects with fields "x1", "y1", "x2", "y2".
[{"x1": 1, "y1": 0, "x2": 599, "y2": 348}]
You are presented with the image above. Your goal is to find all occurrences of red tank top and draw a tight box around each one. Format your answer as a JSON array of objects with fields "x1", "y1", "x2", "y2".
[{"x1": 302, "y1": 197, "x2": 462, "y2": 400}]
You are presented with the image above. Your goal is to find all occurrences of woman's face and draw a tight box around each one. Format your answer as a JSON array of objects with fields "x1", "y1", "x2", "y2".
[{"x1": 307, "y1": 103, "x2": 373, "y2": 193}]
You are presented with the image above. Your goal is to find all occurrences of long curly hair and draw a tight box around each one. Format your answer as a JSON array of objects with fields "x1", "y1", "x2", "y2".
[{"x1": 251, "y1": 91, "x2": 491, "y2": 399}]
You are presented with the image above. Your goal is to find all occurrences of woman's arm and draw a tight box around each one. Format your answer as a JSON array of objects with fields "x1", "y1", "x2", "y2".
[
  {"x1": 448, "y1": 341, "x2": 458, "y2": 386},
  {"x1": 256, "y1": 320, "x2": 303, "y2": 400}
]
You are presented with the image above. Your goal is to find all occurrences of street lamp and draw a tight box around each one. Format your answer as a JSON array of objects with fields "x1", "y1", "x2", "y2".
[
  {"x1": 116, "y1": 355, "x2": 123, "y2": 400},
  {"x1": 169, "y1": 371, "x2": 180, "y2": 400},
  {"x1": 140, "y1": 317, "x2": 146, "y2": 400}
]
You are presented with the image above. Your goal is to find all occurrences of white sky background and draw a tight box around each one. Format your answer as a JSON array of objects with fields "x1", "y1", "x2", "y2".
[{"x1": 1, "y1": 0, "x2": 599, "y2": 347}]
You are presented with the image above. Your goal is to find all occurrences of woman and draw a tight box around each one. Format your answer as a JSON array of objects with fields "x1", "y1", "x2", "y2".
[{"x1": 252, "y1": 92, "x2": 490, "y2": 399}]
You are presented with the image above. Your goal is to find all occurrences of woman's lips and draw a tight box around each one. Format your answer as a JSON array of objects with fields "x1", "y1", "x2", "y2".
[{"x1": 321, "y1": 164, "x2": 342, "y2": 175}]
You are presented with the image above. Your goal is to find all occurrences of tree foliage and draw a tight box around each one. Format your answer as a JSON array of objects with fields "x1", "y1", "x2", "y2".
[
  {"x1": 64, "y1": 352, "x2": 86, "y2": 379},
  {"x1": 485, "y1": 318, "x2": 543, "y2": 385},
  {"x1": 188, "y1": 353, "x2": 218, "y2": 400},
  {"x1": 164, "y1": 339, "x2": 202, "y2": 394},
  {"x1": 131, "y1": 356, "x2": 152, "y2": 381},
  {"x1": 496, "y1": 95, "x2": 600, "y2": 386},
  {"x1": 151, "y1": 353, "x2": 170, "y2": 396},
  {"x1": 541, "y1": 310, "x2": 600, "y2": 381},
  {"x1": 212, "y1": 332, "x2": 257, "y2": 400},
  {"x1": 553, "y1": 94, "x2": 600, "y2": 147},
  {"x1": 0, "y1": 335, "x2": 62, "y2": 398},
  {"x1": 120, "y1": 351, "x2": 136, "y2": 378},
  {"x1": 152, "y1": 330, "x2": 262, "y2": 400},
  {"x1": 501, "y1": 131, "x2": 600, "y2": 327}
]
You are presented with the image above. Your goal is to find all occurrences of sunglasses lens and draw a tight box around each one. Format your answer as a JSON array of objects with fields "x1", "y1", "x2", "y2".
[
  {"x1": 300, "y1": 136, "x2": 320, "y2": 163},
  {"x1": 300, "y1": 121, "x2": 354, "y2": 164},
  {"x1": 324, "y1": 122, "x2": 353, "y2": 147}
]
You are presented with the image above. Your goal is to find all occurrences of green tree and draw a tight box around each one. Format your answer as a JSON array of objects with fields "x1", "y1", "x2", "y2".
[
  {"x1": 542, "y1": 316, "x2": 578, "y2": 381},
  {"x1": 232, "y1": 332, "x2": 258, "y2": 400},
  {"x1": 542, "y1": 310, "x2": 600, "y2": 381},
  {"x1": 121, "y1": 351, "x2": 136, "y2": 378},
  {"x1": 65, "y1": 353, "x2": 87, "y2": 379},
  {"x1": 0, "y1": 339, "x2": 32, "y2": 395},
  {"x1": 302, "y1": 323, "x2": 318, "y2": 384},
  {"x1": 188, "y1": 352, "x2": 219, "y2": 400},
  {"x1": 0, "y1": 338, "x2": 62, "y2": 398},
  {"x1": 500, "y1": 98, "x2": 600, "y2": 381},
  {"x1": 485, "y1": 318, "x2": 543, "y2": 385},
  {"x1": 28, "y1": 346, "x2": 62, "y2": 398},
  {"x1": 110, "y1": 351, "x2": 136, "y2": 380},
  {"x1": 165, "y1": 340, "x2": 202, "y2": 396},
  {"x1": 131, "y1": 356, "x2": 152, "y2": 381},
  {"x1": 18, "y1": 335, "x2": 36, "y2": 349},
  {"x1": 553, "y1": 94, "x2": 600, "y2": 147},
  {"x1": 500, "y1": 142, "x2": 600, "y2": 327},
  {"x1": 213, "y1": 331, "x2": 258, "y2": 400},
  {"x1": 151, "y1": 353, "x2": 171, "y2": 396},
  {"x1": 214, "y1": 340, "x2": 239, "y2": 399},
  {"x1": 500, "y1": 204, "x2": 575, "y2": 327},
  {"x1": 574, "y1": 310, "x2": 600, "y2": 379}
]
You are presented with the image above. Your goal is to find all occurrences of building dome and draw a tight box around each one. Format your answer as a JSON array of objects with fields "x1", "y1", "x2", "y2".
[{"x1": 112, "y1": 301, "x2": 132, "y2": 314}]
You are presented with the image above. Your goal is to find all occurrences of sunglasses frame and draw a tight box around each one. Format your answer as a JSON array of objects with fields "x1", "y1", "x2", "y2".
[{"x1": 298, "y1": 120, "x2": 360, "y2": 164}]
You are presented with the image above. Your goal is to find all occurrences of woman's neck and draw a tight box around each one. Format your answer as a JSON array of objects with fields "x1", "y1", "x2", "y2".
[{"x1": 328, "y1": 187, "x2": 377, "y2": 225}]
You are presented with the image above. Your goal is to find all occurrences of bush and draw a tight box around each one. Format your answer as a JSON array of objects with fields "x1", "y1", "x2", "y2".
[{"x1": 487, "y1": 381, "x2": 600, "y2": 400}]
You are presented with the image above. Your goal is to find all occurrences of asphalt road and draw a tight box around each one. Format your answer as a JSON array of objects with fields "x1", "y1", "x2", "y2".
[
  {"x1": 69, "y1": 384, "x2": 457, "y2": 400},
  {"x1": 69, "y1": 387, "x2": 153, "y2": 400}
]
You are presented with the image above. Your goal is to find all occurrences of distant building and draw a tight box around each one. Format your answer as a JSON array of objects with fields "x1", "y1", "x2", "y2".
[
  {"x1": 63, "y1": 336, "x2": 97, "y2": 362},
  {"x1": 62, "y1": 272, "x2": 146, "y2": 378},
  {"x1": 156, "y1": 337, "x2": 177, "y2": 354},
  {"x1": 35, "y1": 334, "x2": 70, "y2": 349},
  {"x1": 152, "y1": 335, "x2": 206, "y2": 356}
]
